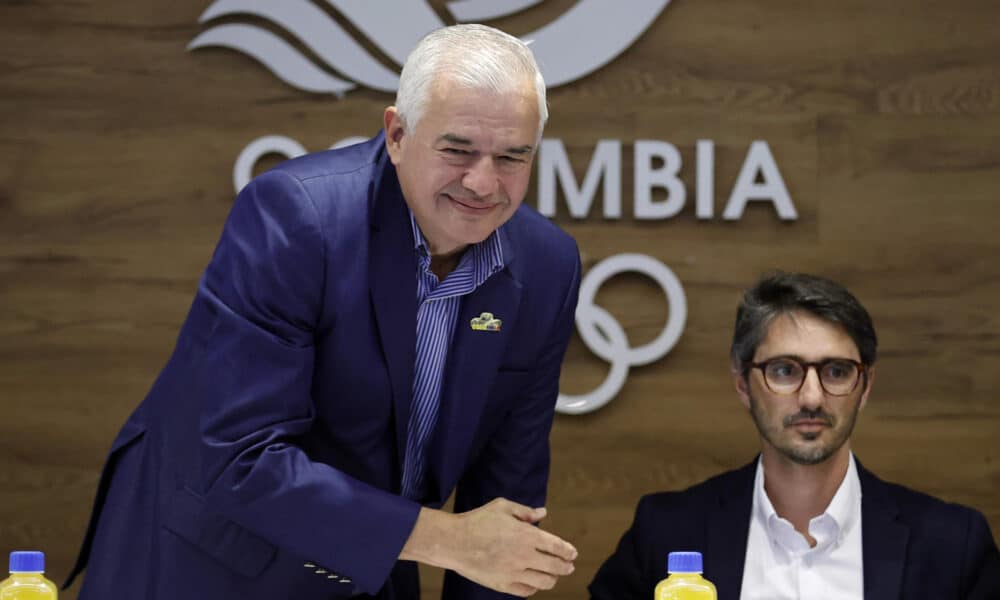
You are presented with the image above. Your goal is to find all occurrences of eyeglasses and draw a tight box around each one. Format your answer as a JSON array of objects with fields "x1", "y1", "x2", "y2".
[{"x1": 745, "y1": 357, "x2": 866, "y2": 396}]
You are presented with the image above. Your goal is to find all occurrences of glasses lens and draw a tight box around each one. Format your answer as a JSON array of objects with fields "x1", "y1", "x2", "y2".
[
  {"x1": 820, "y1": 359, "x2": 860, "y2": 395},
  {"x1": 764, "y1": 358, "x2": 804, "y2": 392}
]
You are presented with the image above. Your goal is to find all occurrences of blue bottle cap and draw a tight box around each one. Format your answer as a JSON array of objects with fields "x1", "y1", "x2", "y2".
[
  {"x1": 668, "y1": 551, "x2": 702, "y2": 573},
  {"x1": 9, "y1": 551, "x2": 45, "y2": 573}
]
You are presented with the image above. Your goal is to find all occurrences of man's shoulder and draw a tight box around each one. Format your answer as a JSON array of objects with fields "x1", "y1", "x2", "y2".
[
  {"x1": 508, "y1": 203, "x2": 575, "y2": 244},
  {"x1": 862, "y1": 465, "x2": 989, "y2": 526},
  {"x1": 504, "y1": 204, "x2": 578, "y2": 269},
  {"x1": 634, "y1": 462, "x2": 755, "y2": 523},
  {"x1": 861, "y1": 462, "x2": 998, "y2": 556},
  {"x1": 268, "y1": 134, "x2": 384, "y2": 186}
]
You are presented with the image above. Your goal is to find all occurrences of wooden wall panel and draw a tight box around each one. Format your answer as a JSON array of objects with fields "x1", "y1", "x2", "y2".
[{"x1": 2, "y1": 1, "x2": 998, "y2": 598}]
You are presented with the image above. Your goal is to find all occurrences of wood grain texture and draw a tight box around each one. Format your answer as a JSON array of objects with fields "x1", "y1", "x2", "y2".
[{"x1": 2, "y1": 1, "x2": 998, "y2": 598}]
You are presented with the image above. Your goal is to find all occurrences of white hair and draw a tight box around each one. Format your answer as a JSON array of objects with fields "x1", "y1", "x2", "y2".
[{"x1": 395, "y1": 24, "x2": 548, "y2": 139}]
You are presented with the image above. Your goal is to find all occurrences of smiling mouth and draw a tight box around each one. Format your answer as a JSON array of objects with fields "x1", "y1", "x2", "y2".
[{"x1": 445, "y1": 193, "x2": 498, "y2": 213}]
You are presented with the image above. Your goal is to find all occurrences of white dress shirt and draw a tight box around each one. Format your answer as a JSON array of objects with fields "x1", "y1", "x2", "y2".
[{"x1": 739, "y1": 453, "x2": 864, "y2": 600}]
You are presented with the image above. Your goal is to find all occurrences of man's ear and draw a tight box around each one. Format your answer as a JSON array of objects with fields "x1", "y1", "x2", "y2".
[
  {"x1": 859, "y1": 366, "x2": 875, "y2": 411},
  {"x1": 383, "y1": 106, "x2": 405, "y2": 163},
  {"x1": 732, "y1": 363, "x2": 752, "y2": 411}
]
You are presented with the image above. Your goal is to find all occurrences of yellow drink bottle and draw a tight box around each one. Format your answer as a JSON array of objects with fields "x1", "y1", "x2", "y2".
[
  {"x1": 0, "y1": 552, "x2": 57, "y2": 600},
  {"x1": 654, "y1": 551, "x2": 717, "y2": 600}
]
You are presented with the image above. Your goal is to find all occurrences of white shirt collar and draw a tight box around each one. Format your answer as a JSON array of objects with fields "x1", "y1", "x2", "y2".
[{"x1": 752, "y1": 453, "x2": 862, "y2": 558}]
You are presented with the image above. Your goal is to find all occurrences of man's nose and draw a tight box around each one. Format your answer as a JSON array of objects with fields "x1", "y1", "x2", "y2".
[
  {"x1": 462, "y1": 156, "x2": 500, "y2": 198},
  {"x1": 798, "y1": 366, "x2": 825, "y2": 411}
]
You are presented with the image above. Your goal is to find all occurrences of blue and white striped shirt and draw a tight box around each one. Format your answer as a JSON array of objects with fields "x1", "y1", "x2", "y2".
[{"x1": 400, "y1": 211, "x2": 506, "y2": 500}]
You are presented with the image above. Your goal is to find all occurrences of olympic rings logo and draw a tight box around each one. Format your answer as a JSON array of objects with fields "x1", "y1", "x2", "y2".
[{"x1": 556, "y1": 254, "x2": 687, "y2": 415}]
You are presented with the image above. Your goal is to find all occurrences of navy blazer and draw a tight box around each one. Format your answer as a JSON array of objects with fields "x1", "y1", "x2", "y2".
[
  {"x1": 589, "y1": 459, "x2": 1000, "y2": 600},
  {"x1": 67, "y1": 133, "x2": 581, "y2": 599}
]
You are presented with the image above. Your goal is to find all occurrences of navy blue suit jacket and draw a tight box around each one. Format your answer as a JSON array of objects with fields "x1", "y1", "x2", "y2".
[
  {"x1": 589, "y1": 459, "x2": 1000, "y2": 599},
  {"x1": 67, "y1": 133, "x2": 581, "y2": 599}
]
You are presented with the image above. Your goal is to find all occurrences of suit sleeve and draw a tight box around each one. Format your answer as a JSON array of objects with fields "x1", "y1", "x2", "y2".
[
  {"x1": 960, "y1": 507, "x2": 1000, "y2": 599},
  {"x1": 192, "y1": 170, "x2": 420, "y2": 594},
  {"x1": 588, "y1": 495, "x2": 656, "y2": 600},
  {"x1": 442, "y1": 245, "x2": 582, "y2": 599}
]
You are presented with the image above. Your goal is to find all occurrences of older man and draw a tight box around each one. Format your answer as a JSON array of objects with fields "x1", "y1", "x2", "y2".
[
  {"x1": 68, "y1": 24, "x2": 580, "y2": 599},
  {"x1": 590, "y1": 273, "x2": 999, "y2": 599}
]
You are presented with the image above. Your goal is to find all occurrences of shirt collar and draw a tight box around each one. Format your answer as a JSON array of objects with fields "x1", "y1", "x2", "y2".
[
  {"x1": 410, "y1": 210, "x2": 428, "y2": 253},
  {"x1": 752, "y1": 452, "x2": 862, "y2": 555},
  {"x1": 753, "y1": 456, "x2": 779, "y2": 529},
  {"x1": 408, "y1": 209, "x2": 505, "y2": 284},
  {"x1": 824, "y1": 452, "x2": 861, "y2": 542}
]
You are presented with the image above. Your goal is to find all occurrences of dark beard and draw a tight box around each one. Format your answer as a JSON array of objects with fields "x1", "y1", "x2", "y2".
[{"x1": 748, "y1": 393, "x2": 861, "y2": 466}]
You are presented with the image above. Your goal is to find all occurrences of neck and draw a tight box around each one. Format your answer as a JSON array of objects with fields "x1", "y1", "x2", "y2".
[
  {"x1": 760, "y1": 444, "x2": 851, "y2": 545},
  {"x1": 415, "y1": 226, "x2": 468, "y2": 281},
  {"x1": 429, "y1": 246, "x2": 466, "y2": 280}
]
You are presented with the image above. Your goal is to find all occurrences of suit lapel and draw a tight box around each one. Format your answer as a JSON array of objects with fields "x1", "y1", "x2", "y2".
[
  {"x1": 425, "y1": 261, "x2": 522, "y2": 502},
  {"x1": 368, "y1": 148, "x2": 417, "y2": 478},
  {"x1": 859, "y1": 462, "x2": 908, "y2": 600},
  {"x1": 706, "y1": 461, "x2": 755, "y2": 600}
]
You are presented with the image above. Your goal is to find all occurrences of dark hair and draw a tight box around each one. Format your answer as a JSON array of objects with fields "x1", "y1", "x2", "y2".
[{"x1": 730, "y1": 272, "x2": 877, "y2": 367}]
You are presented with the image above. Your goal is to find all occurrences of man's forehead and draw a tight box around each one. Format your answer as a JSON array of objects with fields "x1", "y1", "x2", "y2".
[
  {"x1": 424, "y1": 77, "x2": 538, "y2": 122},
  {"x1": 756, "y1": 311, "x2": 860, "y2": 360}
]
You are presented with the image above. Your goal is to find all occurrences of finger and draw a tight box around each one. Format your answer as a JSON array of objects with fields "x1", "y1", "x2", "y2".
[
  {"x1": 507, "y1": 502, "x2": 546, "y2": 523},
  {"x1": 507, "y1": 582, "x2": 538, "y2": 598},
  {"x1": 526, "y1": 550, "x2": 575, "y2": 577},
  {"x1": 517, "y1": 506, "x2": 546, "y2": 523},
  {"x1": 531, "y1": 529, "x2": 578, "y2": 561}
]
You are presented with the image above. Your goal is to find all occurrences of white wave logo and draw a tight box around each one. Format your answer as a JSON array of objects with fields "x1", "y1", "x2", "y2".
[{"x1": 188, "y1": 0, "x2": 670, "y2": 96}]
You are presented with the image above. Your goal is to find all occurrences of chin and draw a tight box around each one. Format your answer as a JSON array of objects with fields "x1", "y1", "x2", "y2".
[
  {"x1": 784, "y1": 445, "x2": 834, "y2": 466},
  {"x1": 786, "y1": 435, "x2": 850, "y2": 466},
  {"x1": 455, "y1": 226, "x2": 496, "y2": 245}
]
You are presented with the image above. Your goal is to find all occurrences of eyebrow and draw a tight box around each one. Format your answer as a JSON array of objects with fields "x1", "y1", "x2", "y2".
[
  {"x1": 755, "y1": 354, "x2": 860, "y2": 363},
  {"x1": 436, "y1": 133, "x2": 534, "y2": 155}
]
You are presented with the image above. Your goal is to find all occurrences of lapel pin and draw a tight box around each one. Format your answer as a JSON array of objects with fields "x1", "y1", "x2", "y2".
[{"x1": 470, "y1": 311, "x2": 502, "y2": 332}]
